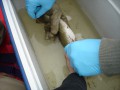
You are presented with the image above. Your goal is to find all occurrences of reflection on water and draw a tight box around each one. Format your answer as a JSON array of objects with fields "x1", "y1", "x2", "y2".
[{"x1": 18, "y1": 0, "x2": 119, "y2": 90}]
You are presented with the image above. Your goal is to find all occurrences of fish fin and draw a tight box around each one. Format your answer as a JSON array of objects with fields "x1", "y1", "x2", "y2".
[
  {"x1": 75, "y1": 33, "x2": 83, "y2": 40},
  {"x1": 66, "y1": 15, "x2": 72, "y2": 21}
]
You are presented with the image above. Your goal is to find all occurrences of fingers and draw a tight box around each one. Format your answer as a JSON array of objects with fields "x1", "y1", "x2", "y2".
[
  {"x1": 26, "y1": 0, "x2": 56, "y2": 19},
  {"x1": 26, "y1": 0, "x2": 45, "y2": 19},
  {"x1": 35, "y1": 0, "x2": 56, "y2": 18},
  {"x1": 26, "y1": 7, "x2": 36, "y2": 19},
  {"x1": 65, "y1": 53, "x2": 75, "y2": 74},
  {"x1": 26, "y1": 0, "x2": 39, "y2": 19},
  {"x1": 36, "y1": 7, "x2": 48, "y2": 18}
]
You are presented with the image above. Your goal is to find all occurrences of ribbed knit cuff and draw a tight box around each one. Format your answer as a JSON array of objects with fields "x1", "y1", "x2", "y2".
[{"x1": 100, "y1": 38, "x2": 120, "y2": 75}]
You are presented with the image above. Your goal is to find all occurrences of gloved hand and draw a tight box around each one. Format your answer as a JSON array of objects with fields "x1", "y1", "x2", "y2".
[
  {"x1": 64, "y1": 39, "x2": 102, "y2": 76},
  {"x1": 26, "y1": 0, "x2": 56, "y2": 19}
]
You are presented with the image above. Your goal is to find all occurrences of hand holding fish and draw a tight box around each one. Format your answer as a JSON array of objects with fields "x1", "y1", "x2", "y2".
[
  {"x1": 26, "y1": 0, "x2": 56, "y2": 19},
  {"x1": 64, "y1": 39, "x2": 102, "y2": 76}
]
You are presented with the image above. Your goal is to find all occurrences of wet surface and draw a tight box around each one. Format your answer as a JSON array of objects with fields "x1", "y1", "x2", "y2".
[
  {"x1": 18, "y1": 0, "x2": 120, "y2": 90},
  {"x1": 86, "y1": 75, "x2": 120, "y2": 90}
]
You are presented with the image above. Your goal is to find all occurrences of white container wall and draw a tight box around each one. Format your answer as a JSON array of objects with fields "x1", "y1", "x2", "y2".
[
  {"x1": 77, "y1": 0, "x2": 120, "y2": 39},
  {"x1": 2, "y1": 0, "x2": 120, "y2": 90}
]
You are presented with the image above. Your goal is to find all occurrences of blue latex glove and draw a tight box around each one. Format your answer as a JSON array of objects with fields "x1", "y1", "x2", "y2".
[
  {"x1": 64, "y1": 39, "x2": 102, "y2": 76},
  {"x1": 26, "y1": 0, "x2": 55, "y2": 19}
]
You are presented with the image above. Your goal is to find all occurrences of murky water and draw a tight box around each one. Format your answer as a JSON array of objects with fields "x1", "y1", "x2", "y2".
[{"x1": 18, "y1": 0, "x2": 120, "y2": 90}]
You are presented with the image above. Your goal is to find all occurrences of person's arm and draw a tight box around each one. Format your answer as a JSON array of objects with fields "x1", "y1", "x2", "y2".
[
  {"x1": 55, "y1": 54, "x2": 87, "y2": 90},
  {"x1": 100, "y1": 38, "x2": 120, "y2": 75},
  {"x1": 55, "y1": 73, "x2": 87, "y2": 90}
]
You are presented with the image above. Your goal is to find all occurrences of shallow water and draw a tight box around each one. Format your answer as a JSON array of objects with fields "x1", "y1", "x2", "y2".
[{"x1": 18, "y1": 0, "x2": 120, "y2": 90}]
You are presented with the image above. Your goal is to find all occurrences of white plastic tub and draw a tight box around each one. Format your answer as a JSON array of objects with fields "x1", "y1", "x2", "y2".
[{"x1": 1, "y1": 0, "x2": 120, "y2": 90}]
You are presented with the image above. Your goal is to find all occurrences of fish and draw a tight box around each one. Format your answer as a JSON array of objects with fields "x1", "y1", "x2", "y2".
[
  {"x1": 36, "y1": 2, "x2": 83, "y2": 46},
  {"x1": 59, "y1": 19, "x2": 76, "y2": 47}
]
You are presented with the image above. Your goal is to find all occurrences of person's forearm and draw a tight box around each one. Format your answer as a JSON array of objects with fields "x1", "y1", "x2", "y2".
[
  {"x1": 55, "y1": 73, "x2": 87, "y2": 90},
  {"x1": 100, "y1": 38, "x2": 120, "y2": 75}
]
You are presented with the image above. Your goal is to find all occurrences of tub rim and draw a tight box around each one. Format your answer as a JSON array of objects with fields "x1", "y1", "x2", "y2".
[{"x1": 2, "y1": 0, "x2": 49, "y2": 90}]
